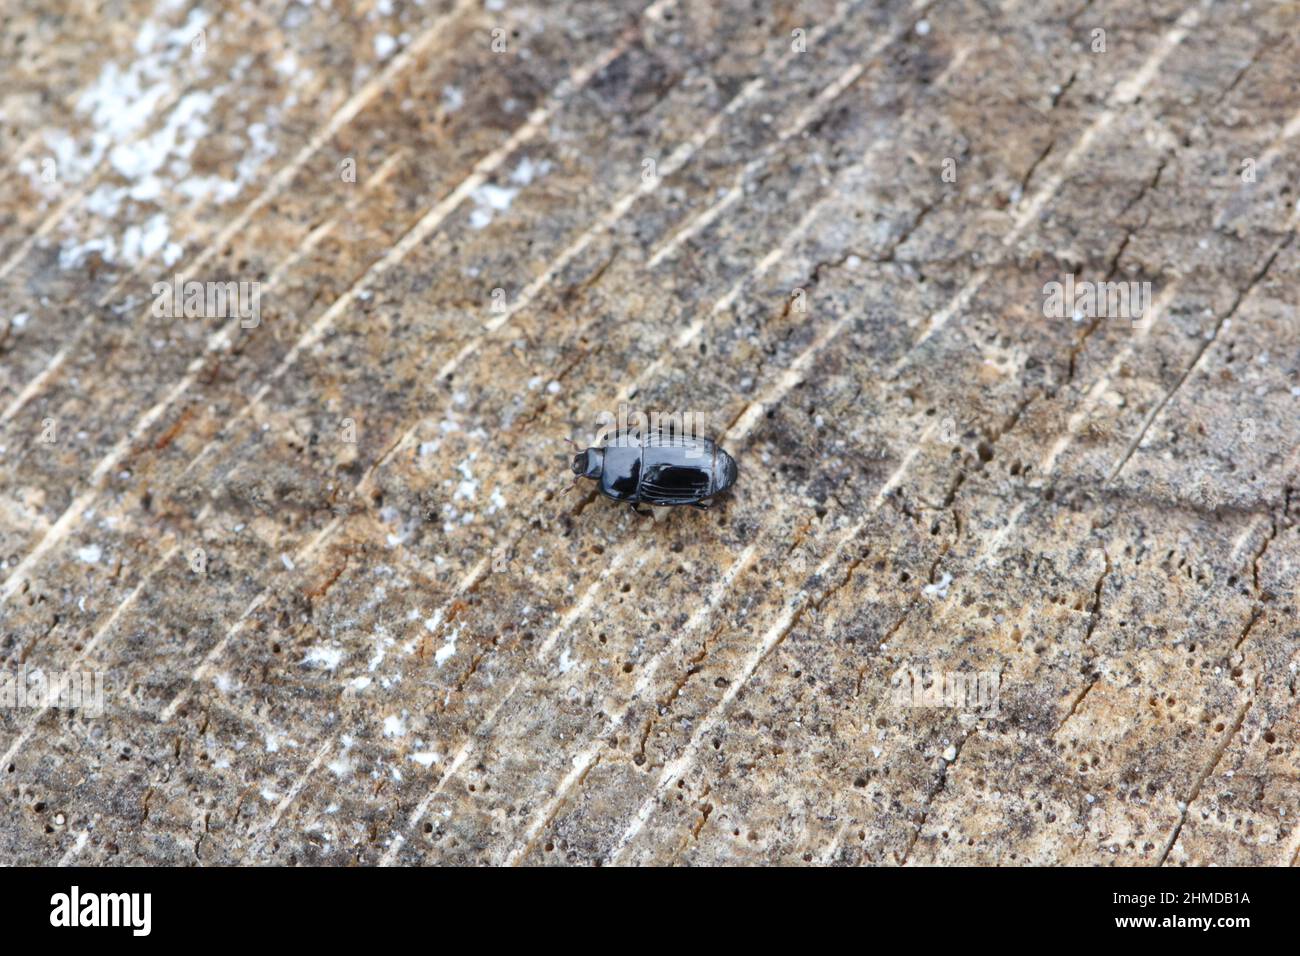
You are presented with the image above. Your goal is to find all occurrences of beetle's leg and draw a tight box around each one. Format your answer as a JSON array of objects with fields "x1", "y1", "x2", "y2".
[
  {"x1": 690, "y1": 499, "x2": 712, "y2": 510},
  {"x1": 629, "y1": 502, "x2": 654, "y2": 518}
]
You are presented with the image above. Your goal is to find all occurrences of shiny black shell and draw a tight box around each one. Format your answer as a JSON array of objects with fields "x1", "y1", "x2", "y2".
[{"x1": 572, "y1": 434, "x2": 738, "y2": 507}]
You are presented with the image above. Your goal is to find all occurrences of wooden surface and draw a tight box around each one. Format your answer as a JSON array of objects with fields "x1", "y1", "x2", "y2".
[{"x1": 1, "y1": 0, "x2": 1299, "y2": 865}]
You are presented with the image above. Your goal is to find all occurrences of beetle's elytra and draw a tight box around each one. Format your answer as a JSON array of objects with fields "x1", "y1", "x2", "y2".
[{"x1": 571, "y1": 432, "x2": 738, "y2": 514}]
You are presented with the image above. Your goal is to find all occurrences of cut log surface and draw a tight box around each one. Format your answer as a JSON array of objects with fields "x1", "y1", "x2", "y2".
[{"x1": 1, "y1": 0, "x2": 1298, "y2": 866}]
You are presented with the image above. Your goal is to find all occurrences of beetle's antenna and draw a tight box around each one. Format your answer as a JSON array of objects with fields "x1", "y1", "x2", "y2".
[{"x1": 562, "y1": 436, "x2": 581, "y2": 451}]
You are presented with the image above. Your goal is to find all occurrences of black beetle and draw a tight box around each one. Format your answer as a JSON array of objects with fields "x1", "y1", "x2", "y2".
[{"x1": 571, "y1": 431, "x2": 738, "y2": 514}]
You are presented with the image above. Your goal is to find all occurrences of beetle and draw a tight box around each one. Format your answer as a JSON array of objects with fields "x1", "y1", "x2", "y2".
[{"x1": 570, "y1": 431, "x2": 738, "y2": 514}]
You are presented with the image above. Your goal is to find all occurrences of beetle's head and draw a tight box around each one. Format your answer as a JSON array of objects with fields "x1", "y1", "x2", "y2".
[
  {"x1": 571, "y1": 447, "x2": 604, "y2": 479},
  {"x1": 717, "y1": 448, "x2": 739, "y2": 492}
]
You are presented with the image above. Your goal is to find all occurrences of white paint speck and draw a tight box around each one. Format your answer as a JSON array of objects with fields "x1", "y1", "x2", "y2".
[
  {"x1": 383, "y1": 715, "x2": 406, "y2": 737},
  {"x1": 434, "y1": 633, "x2": 457, "y2": 668},
  {"x1": 468, "y1": 182, "x2": 519, "y2": 229},
  {"x1": 303, "y1": 645, "x2": 344, "y2": 671},
  {"x1": 454, "y1": 459, "x2": 478, "y2": 501},
  {"x1": 510, "y1": 155, "x2": 549, "y2": 186},
  {"x1": 922, "y1": 572, "x2": 953, "y2": 599}
]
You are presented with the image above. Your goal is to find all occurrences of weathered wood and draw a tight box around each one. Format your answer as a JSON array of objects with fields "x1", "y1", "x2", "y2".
[{"x1": 0, "y1": 0, "x2": 1297, "y2": 865}]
